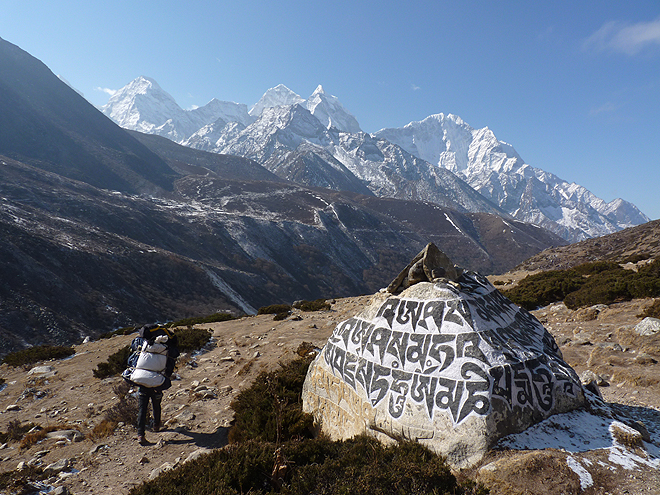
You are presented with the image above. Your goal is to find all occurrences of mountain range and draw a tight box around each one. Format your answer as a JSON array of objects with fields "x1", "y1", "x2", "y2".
[
  {"x1": 101, "y1": 78, "x2": 649, "y2": 242},
  {"x1": 0, "y1": 37, "x2": 565, "y2": 357}
]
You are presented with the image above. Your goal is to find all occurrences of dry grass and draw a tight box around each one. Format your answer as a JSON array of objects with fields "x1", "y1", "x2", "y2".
[
  {"x1": 89, "y1": 419, "x2": 118, "y2": 440},
  {"x1": 611, "y1": 424, "x2": 644, "y2": 449}
]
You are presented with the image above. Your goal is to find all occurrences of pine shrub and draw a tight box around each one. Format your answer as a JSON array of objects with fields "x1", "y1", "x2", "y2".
[
  {"x1": 175, "y1": 327, "x2": 213, "y2": 353},
  {"x1": 258, "y1": 304, "x2": 293, "y2": 315},
  {"x1": 228, "y1": 357, "x2": 315, "y2": 444},
  {"x1": 93, "y1": 345, "x2": 132, "y2": 379},
  {"x1": 503, "y1": 259, "x2": 660, "y2": 310},
  {"x1": 128, "y1": 436, "x2": 479, "y2": 495},
  {"x1": 1, "y1": 345, "x2": 75, "y2": 367},
  {"x1": 169, "y1": 312, "x2": 236, "y2": 327},
  {"x1": 292, "y1": 299, "x2": 331, "y2": 312}
]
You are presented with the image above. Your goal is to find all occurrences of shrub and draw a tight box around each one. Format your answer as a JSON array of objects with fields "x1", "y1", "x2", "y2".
[
  {"x1": 0, "y1": 420, "x2": 36, "y2": 445},
  {"x1": 502, "y1": 269, "x2": 584, "y2": 310},
  {"x1": 228, "y1": 356, "x2": 315, "y2": 444},
  {"x1": 1, "y1": 345, "x2": 75, "y2": 367},
  {"x1": 175, "y1": 327, "x2": 213, "y2": 353},
  {"x1": 20, "y1": 425, "x2": 70, "y2": 449},
  {"x1": 293, "y1": 299, "x2": 331, "y2": 312},
  {"x1": 258, "y1": 304, "x2": 292, "y2": 315},
  {"x1": 102, "y1": 382, "x2": 139, "y2": 428},
  {"x1": 273, "y1": 311, "x2": 290, "y2": 321},
  {"x1": 503, "y1": 259, "x2": 660, "y2": 310},
  {"x1": 93, "y1": 345, "x2": 132, "y2": 379},
  {"x1": 169, "y1": 312, "x2": 237, "y2": 327},
  {"x1": 128, "y1": 436, "x2": 483, "y2": 495}
]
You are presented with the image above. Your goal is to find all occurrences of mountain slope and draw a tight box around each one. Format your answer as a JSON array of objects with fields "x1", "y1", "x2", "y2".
[
  {"x1": 0, "y1": 38, "x2": 177, "y2": 195},
  {"x1": 0, "y1": 151, "x2": 565, "y2": 357},
  {"x1": 375, "y1": 113, "x2": 650, "y2": 241}
]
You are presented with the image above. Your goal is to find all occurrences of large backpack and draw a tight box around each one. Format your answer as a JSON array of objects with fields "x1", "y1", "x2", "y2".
[{"x1": 122, "y1": 325, "x2": 179, "y2": 389}]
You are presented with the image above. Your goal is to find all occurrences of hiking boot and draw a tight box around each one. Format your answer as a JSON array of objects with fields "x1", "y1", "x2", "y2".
[
  {"x1": 137, "y1": 434, "x2": 147, "y2": 445},
  {"x1": 153, "y1": 423, "x2": 161, "y2": 433}
]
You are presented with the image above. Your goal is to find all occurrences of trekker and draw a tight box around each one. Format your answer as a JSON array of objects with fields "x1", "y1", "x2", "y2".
[{"x1": 122, "y1": 323, "x2": 179, "y2": 444}]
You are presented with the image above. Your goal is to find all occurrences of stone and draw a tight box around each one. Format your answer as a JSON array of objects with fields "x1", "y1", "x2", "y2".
[
  {"x1": 185, "y1": 448, "x2": 211, "y2": 463},
  {"x1": 387, "y1": 243, "x2": 462, "y2": 293},
  {"x1": 149, "y1": 462, "x2": 174, "y2": 480},
  {"x1": 89, "y1": 444, "x2": 108, "y2": 454},
  {"x1": 51, "y1": 486, "x2": 69, "y2": 495},
  {"x1": 303, "y1": 251, "x2": 585, "y2": 468},
  {"x1": 46, "y1": 429, "x2": 84, "y2": 442},
  {"x1": 28, "y1": 365, "x2": 55, "y2": 375},
  {"x1": 634, "y1": 317, "x2": 660, "y2": 336},
  {"x1": 5, "y1": 404, "x2": 19, "y2": 412},
  {"x1": 45, "y1": 458, "x2": 69, "y2": 473}
]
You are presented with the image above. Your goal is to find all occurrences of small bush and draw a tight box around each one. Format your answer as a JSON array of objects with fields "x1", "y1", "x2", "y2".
[
  {"x1": 293, "y1": 299, "x2": 331, "y2": 312},
  {"x1": 229, "y1": 357, "x2": 315, "y2": 444},
  {"x1": 20, "y1": 425, "x2": 67, "y2": 450},
  {"x1": 1, "y1": 345, "x2": 75, "y2": 367},
  {"x1": 103, "y1": 382, "x2": 139, "y2": 427},
  {"x1": 93, "y1": 345, "x2": 132, "y2": 379},
  {"x1": 169, "y1": 312, "x2": 236, "y2": 327},
  {"x1": 175, "y1": 327, "x2": 213, "y2": 353},
  {"x1": 0, "y1": 420, "x2": 36, "y2": 445},
  {"x1": 90, "y1": 419, "x2": 119, "y2": 440},
  {"x1": 622, "y1": 253, "x2": 651, "y2": 264},
  {"x1": 273, "y1": 311, "x2": 290, "y2": 321},
  {"x1": 258, "y1": 304, "x2": 292, "y2": 315}
]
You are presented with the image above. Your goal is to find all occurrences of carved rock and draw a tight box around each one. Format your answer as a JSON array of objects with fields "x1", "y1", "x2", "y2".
[{"x1": 302, "y1": 251, "x2": 586, "y2": 468}]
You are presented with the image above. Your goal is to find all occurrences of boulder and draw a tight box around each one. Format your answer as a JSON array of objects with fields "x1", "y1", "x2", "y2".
[
  {"x1": 634, "y1": 317, "x2": 660, "y2": 336},
  {"x1": 302, "y1": 244, "x2": 586, "y2": 468}
]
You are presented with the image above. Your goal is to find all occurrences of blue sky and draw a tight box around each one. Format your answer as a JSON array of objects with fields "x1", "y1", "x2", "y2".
[{"x1": 1, "y1": 0, "x2": 659, "y2": 220}]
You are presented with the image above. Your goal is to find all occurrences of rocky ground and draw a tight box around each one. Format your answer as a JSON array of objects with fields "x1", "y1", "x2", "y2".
[{"x1": 0, "y1": 292, "x2": 659, "y2": 495}]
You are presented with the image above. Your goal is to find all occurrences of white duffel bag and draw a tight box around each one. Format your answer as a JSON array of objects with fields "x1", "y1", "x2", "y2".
[
  {"x1": 123, "y1": 367, "x2": 165, "y2": 388},
  {"x1": 135, "y1": 342, "x2": 168, "y2": 372}
]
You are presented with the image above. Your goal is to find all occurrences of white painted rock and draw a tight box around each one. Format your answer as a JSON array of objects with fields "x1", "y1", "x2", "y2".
[{"x1": 302, "y1": 272, "x2": 586, "y2": 468}]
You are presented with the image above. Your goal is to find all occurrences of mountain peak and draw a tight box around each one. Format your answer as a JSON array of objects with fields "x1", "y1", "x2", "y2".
[
  {"x1": 313, "y1": 84, "x2": 325, "y2": 95},
  {"x1": 249, "y1": 84, "x2": 304, "y2": 117}
]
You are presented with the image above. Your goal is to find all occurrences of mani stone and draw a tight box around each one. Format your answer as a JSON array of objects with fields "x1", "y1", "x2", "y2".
[{"x1": 302, "y1": 248, "x2": 586, "y2": 468}]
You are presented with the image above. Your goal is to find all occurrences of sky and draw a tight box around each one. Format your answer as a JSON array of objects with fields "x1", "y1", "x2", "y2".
[{"x1": 1, "y1": 0, "x2": 659, "y2": 219}]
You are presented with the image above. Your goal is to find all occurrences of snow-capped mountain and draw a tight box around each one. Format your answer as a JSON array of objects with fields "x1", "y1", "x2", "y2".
[
  {"x1": 100, "y1": 76, "x2": 251, "y2": 142},
  {"x1": 375, "y1": 114, "x2": 650, "y2": 241},
  {"x1": 101, "y1": 77, "x2": 650, "y2": 241},
  {"x1": 305, "y1": 85, "x2": 362, "y2": 133},
  {"x1": 249, "y1": 84, "x2": 305, "y2": 117},
  {"x1": 212, "y1": 103, "x2": 503, "y2": 214}
]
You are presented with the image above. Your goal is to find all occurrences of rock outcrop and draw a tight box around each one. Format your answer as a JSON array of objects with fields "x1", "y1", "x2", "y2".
[{"x1": 302, "y1": 244, "x2": 587, "y2": 467}]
